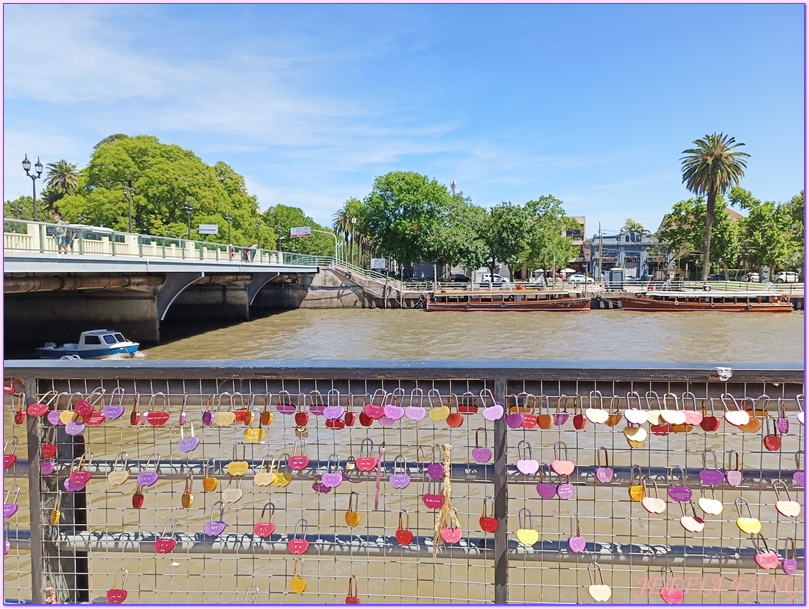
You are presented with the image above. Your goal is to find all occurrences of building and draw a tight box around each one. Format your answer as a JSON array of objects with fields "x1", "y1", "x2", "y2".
[{"x1": 584, "y1": 229, "x2": 670, "y2": 280}]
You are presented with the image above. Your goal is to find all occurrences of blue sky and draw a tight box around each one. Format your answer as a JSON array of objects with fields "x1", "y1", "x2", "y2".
[{"x1": 3, "y1": 3, "x2": 804, "y2": 237}]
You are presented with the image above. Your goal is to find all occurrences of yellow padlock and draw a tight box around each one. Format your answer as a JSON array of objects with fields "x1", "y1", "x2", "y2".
[
  {"x1": 345, "y1": 491, "x2": 361, "y2": 527},
  {"x1": 49, "y1": 490, "x2": 62, "y2": 525}
]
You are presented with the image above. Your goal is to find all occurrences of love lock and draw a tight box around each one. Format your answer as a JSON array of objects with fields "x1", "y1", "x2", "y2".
[
  {"x1": 288, "y1": 518, "x2": 309, "y2": 554},
  {"x1": 624, "y1": 391, "x2": 648, "y2": 426},
  {"x1": 567, "y1": 516, "x2": 586, "y2": 553},
  {"x1": 773, "y1": 479, "x2": 801, "y2": 517},
  {"x1": 427, "y1": 445, "x2": 445, "y2": 479},
  {"x1": 243, "y1": 408, "x2": 265, "y2": 443},
  {"x1": 422, "y1": 479, "x2": 444, "y2": 509},
  {"x1": 678, "y1": 500, "x2": 705, "y2": 534},
  {"x1": 154, "y1": 518, "x2": 178, "y2": 553},
  {"x1": 405, "y1": 387, "x2": 426, "y2": 422},
  {"x1": 594, "y1": 446, "x2": 613, "y2": 483},
  {"x1": 536, "y1": 394, "x2": 553, "y2": 429},
  {"x1": 4, "y1": 485, "x2": 20, "y2": 519},
  {"x1": 178, "y1": 423, "x2": 199, "y2": 454},
  {"x1": 254, "y1": 501, "x2": 276, "y2": 538},
  {"x1": 587, "y1": 562, "x2": 611, "y2": 602},
  {"x1": 389, "y1": 455, "x2": 411, "y2": 489},
  {"x1": 699, "y1": 449, "x2": 723, "y2": 486},
  {"x1": 3, "y1": 437, "x2": 18, "y2": 470},
  {"x1": 68, "y1": 453, "x2": 94, "y2": 489},
  {"x1": 440, "y1": 507, "x2": 462, "y2": 544},
  {"x1": 107, "y1": 452, "x2": 130, "y2": 487},
  {"x1": 551, "y1": 441, "x2": 575, "y2": 476},
  {"x1": 41, "y1": 427, "x2": 58, "y2": 462},
  {"x1": 137, "y1": 453, "x2": 160, "y2": 488},
  {"x1": 585, "y1": 390, "x2": 608, "y2": 425},
  {"x1": 697, "y1": 484, "x2": 723, "y2": 516},
  {"x1": 144, "y1": 392, "x2": 170, "y2": 426},
  {"x1": 49, "y1": 490, "x2": 62, "y2": 525},
  {"x1": 763, "y1": 416, "x2": 782, "y2": 452},
  {"x1": 641, "y1": 478, "x2": 666, "y2": 514},
  {"x1": 214, "y1": 392, "x2": 236, "y2": 426},
  {"x1": 680, "y1": 391, "x2": 703, "y2": 426},
  {"x1": 345, "y1": 575, "x2": 361, "y2": 604},
  {"x1": 479, "y1": 496, "x2": 497, "y2": 533},
  {"x1": 181, "y1": 474, "x2": 193, "y2": 508},
  {"x1": 472, "y1": 428, "x2": 492, "y2": 464},
  {"x1": 445, "y1": 393, "x2": 464, "y2": 428},
  {"x1": 202, "y1": 458, "x2": 219, "y2": 492},
  {"x1": 515, "y1": 440, "x2": 538, "y2": 476},
  {"x1": 659, "y1": 566, "x2": 684, "y2": 604},
  {"x1": 518, "y1": 392, "x2": 537, "y2": 429},
  {"x1": 427, "y1": 388, "x2": 449, "y2": 422},
  {"x1": 395, "y1": 510, "x2": 414, "y2": 545},
  {"x1": 289, "y1": 440, "x2": 310, "y2": 471},
  {"x1": 227, "y1": 443, "x2": 250, "y2": 477},
  {"x1": 516, "y1": 507, "x2": 538, "y2": 546},
  {"x1": 752, "y1": 534, "x2": 779, "y2": 570},
  {"x1": 627, "y1": 465, "x2": 646, "y2": 501},
  {"x1": 290, "y1": 559, "x2": 306, "y2": 594},
  {"x1": 364, "y1": 388, "x2": 386, "y2": 420},
  {"x1": 345, "y1": 491, "x2": 361, "y2": 527},
  {"x1": 699, "y1": 397, "x2": 721, "y2": 432},
  {"x1": 222, "y1": 475, "x2": 243, "y2": 504},
  {"x1": 782, "y1": 537, "x2": 798, "y2": 575},
  {"x1": 724, "y1": 450, "x2": 743, "y2": 487},
  {"x1": 734, "y1": 497, "x2": 761, "y2": 535},
  {"x1": 480, "y1": 388, "x2": 504, "y2": 422},
  {"x1": 102, "y1": 387, "x2": 126, "y2": 421},
  {"x1": 383, "y1": 388, "x2": 405, "y2": 424},
  {"x1": 273, "y1": 454, "x2": 292, "y2": 488},
  {"x1": 320, "y1": 454, "x2": 342, "y2": 489},
  {"x1": 203, "y1": 501, "x2": 227, "y2": 537},
  {"x1": 535, "y1": 464, "x2": 557, "y2": 499},
  {"x1": 356, "y1": 439, "x2": 377, "y2": 472},
  {"x1": 666, "y1": 466, "x2": 692, "y2": 503},
  {"x1": 458, "y1": 390, "x2": 478, "y2": 414},
  {"x1": 28, "y1": 390, "x2": 57, "y2": 418},
  {"x1": 107, "y1": 568, "x2": 128, "y2": 604},
  {"x1": 721, "y1": 393, "x2": 750, "y2": 427}
]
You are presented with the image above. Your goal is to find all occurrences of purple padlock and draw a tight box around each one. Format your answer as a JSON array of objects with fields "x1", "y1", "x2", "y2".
[
  {"x1": 65, "y1": 420, "x2": 85, "y2": 436},
  {"x1": 177, "y1": 424, "x2": 199, "y2": 454},
  {"x1": 389, "y1": 456, "x2": 411, "y2": 489},
  {"x1": 137, "y1": 454, "x2": 160, "y2": 488},
  {"x1": 63, "y1": 477, "x2": 86, "y2": 492},
  {"x1": 556, "y1": 480, "x2": 575, "y2": 499},
  {"x1": 427, "y1": 447, "x2": 444, "y2": 479},
  {"x1": 104, "y1": 404, "x2": 124, "y2": 420},
  {"x1": 41, "y1": 460, "x2": 55, "y2": 476},
  {"x1": 699, "y1": 449, "x2": 723, "y2": 486},
  {"x1": 47, "y1": 411, "x2": 63, "y2": 426},
  {"x1": 506, "y1": 412, "x2": 524, "y2": 429},
  {"x1": 204, "y1": 501, "x2": 226, "y2": 537},
  {"x1": 473, "y1": 429, "x2": 492, "y2": 464},
  {"x1": 312, "y1": 480, "x2": 331, "y2": 493},
  {"x1": 667, "y1": 466, "x2": 692, "y2": 502},
  {"x1": 595, "y1": 447, "x2": 613, "y2": 483}
]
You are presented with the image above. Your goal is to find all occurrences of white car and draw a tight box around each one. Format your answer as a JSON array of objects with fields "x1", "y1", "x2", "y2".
[
  {"x1": 568, "y1": 274, "x2": 594, "y2": 285},
  {"x1": 478, "y1": 274, "x2": 510, "y2": 287},
  {"x1": 774, "y1": 271, "x2": 800, "y2": 283}
]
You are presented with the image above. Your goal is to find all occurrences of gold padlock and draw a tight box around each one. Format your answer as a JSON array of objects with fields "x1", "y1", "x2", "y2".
[
  {"x1": 181, "y1": 474, "x2": 193, "y2": 508},
  {"x1": 202, "y1": 458, "x2": 218, "y2": 492},
  {"x1": 295, "y1": 425, "x2": 309, "y2": 439},
  {"x1": 50, "y1": 490, "x2": 62, "y2": 525},
  {"x1": 345, "y1": 491, "x2": 361, "y2": 527}
]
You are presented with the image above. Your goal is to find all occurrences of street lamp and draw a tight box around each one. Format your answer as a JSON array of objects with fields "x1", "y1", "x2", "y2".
[
  {"x1": 184, "y1": 201, "x2": 193, "y2": 239},
  {"x1": 276, "y1": 226, "x2": 284, "y2": 252},
  {"x1": 224, "y1": 212, "x2": 233, "y2": 245},
  {"x1": 22, "y1": 154, "x2": 43, "y2": 221},
  {"x1": 351, "y1": 216, "x2": 357, "y2": 265},
  {"x1": 123, "y1": 182, "x2": 136, "y2": 233}
]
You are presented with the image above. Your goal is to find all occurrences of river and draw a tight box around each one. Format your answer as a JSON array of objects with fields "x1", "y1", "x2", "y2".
[{"x1": 142, "y1": 309, "x2": 805, "y2": 362}]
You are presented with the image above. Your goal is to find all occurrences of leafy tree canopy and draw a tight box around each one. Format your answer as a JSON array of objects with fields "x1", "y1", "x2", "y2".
[{"x1": 263, "y1": 204, "x2": 336, "y2": 256}]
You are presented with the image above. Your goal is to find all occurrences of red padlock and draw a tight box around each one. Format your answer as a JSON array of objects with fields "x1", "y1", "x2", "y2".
[
  {"x1": 345, "y1": 575, "x2": 360, "y2": 604},
  {"x1": 132, "y1": 484, "x2": 145, "y2": 509},
  {"x1": 295, "y1": 397, "x2": 309, "y2": 427},
  {"x1": 479, "y1": 496, "x2": 498, "y2": 533},
  {"x1": 572, "y1": 398, "x2": 586, "y2": 430},
  {"x1": 699, "y1": 398, "x2": 721, "y2": 432}
]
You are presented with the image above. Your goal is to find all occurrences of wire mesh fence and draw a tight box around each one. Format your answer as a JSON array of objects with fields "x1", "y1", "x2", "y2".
[{"x1": 3, "y1": 361, "x2": 804, "y2": 604}]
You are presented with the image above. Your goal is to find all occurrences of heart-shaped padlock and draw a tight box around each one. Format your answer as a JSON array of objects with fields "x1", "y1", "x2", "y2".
[
  {"x1": 178, "y1": 423, "x2": 199, "y2": 453},
  {"x1": 295, "y1": 400, "x2": 310, "y2": 427},
  {"x1": 132, "y1": 485, "x2": 145, "y2": 509},
  {"x1": 273, "y1": 454, "x2": 293, "y2": 487},
  {"x1": 321, "y1": 454, "x2": 343, "y2": 488},
  {"x1": 356, "y1": 439, "x2": 377, "y2": 471},
  {"x1": 4, "y1": 485, "x2": 20, "y2": 519},
  {"x1": 624, "y1": 391, "x2": 648, "y2": 425},
  {"x1": 515, "y1": 440, "x2": 539, "y2": 475},
  {"x1": 553, "y1": 395, "x2": 571, "y2": 426},
  {"x1": 782, "y1": 537, "x2": 798, "y2": 575},
  {"x1": 567, "y1": 517, "x2": 586, "y2": 553},
  {"x1": 641, "y1": 479, "x2": 666, "y2": 514},
  {"x1": 389, "y1": 455, "x2": 411, "y2": 489},
  {"x1": 254, "y1": 502, "x2": 276, "y2": 538},
  {"x1": 154, "y1": 518, "x2": 178, "y2": 553},
  {"x1": 551, "y1": 441, "x2": 575, "y2": 476},
  {"x1": 396, "y1": 510, "x2": 414, "y2": 545},
  {"x1": 480, "y1": 496, "x2": 498, "y2": 532},
  {"x1": 289, "y1": 440, "x2": 310, "y2": 471},
  {"x1": 481, "y1": 389, "x2": 504, "y2": 421},
  {"x1": 660, "y1": 566, "x2": 683, "y2": 604},
  {"x1": 721, "y1": 393, "x2": 749, "y2": 427},
  {"x1": 680, "y1": 391, "x2": 703, "y2": 426},
  {"x1": 181, "y1": 474, "x2": 193, "y2": 508},
  {"x1": 256, "y1": 394, "x2": 273, "y2": 426},
  {"x1": 678, "y1": 501, "x2": 705, "y2": 533},
  {"x1": 40, "y1": 460, "x2": 55, "y2": 476},
  {"x1": 405, "y1": 387, "x2": 427, "y2": 421},
  {"x1": 535, "y1": 464, "x2": 557, "y2": 499},
  {"x1": 628, "y1": 467, "x2": 648, "y2": 501},
  {"x1": 445, "y1": 394, "x2": 464, "y2": 428},
  {"x1": 275, "y1": 390, "x2": 296, "y2": 416},
  {"x1": 49, "y1": 490, "x2": 62, "y2": 525},
  {"x1": 345, "y1": 575, "x2": 361, "y2": 604},
  {"x1": 441, "y1": 524, "x2": 462, "y2": 544},
  {"x1": 288, "y1": 519, "x2": 309, "y2": 554},
  {"x1": 227, "y1": 443, "x2": 250, "y2": 476},
  {"x1": 3, "y1": 437, "x2": 18, "y2": 470},
  {"x1": 763, "y1": 416, "x2": 782, "y2": 452},
  {"x1": 775, "y1": 397, "x2": 790, "y2": 433},
  {"x1": 243, "y1": 410, "x2": 265, "y2": 443},
  {"x1": 204, "y1": 501, "x2": 227, "y2": 537},
  {"x1": 752, "y1": 534, "x2": 778, "y2": 569},
  {"x1": 222, "y1": 475, "x2": 243, "y2": 504},
  {"x1": 667, "y1": 466, "x2": 692, "y2": 502},
  {"x1": 660, "y1": 392, "x2": 686, "y2": 426},
  {"x1": 107, "y1": 452, "x2": 130, "y2": 486},
  {"x1": 290, "y1": 559, "x2": 306, "y2": 594},
  {"x1": 423, "y1": 479, "x2": 444, "y2": 509},
  {"x1": 595, "y1": 446, "x2": 613, "y2": 483},
  {"x1": 323, "y1": 393, "x2": 344, "y2": 420},
  {"x1": 11, "y1": 394, "x2": 25, "y2": 425},
  {"x1": 137, "y1": 453, "x2": 160, "y2": 487},
  {"x1": 556, "y1": 474, "x2": 575, "y2": 500},
  {"x1": 623, "y1": 424, "x2": 648, "y2": 448},
  {"x1": 536, "y1": 395, "x2": 553, "y2": 429},
  {"x1": 144, "y1": 392, "x2": 170, "y2": 426},
  {"x1": 384, "y1": 391, "x2": 405, "y2": 421},
  {"x1": 129, "y1": 394, "x2": 142, "y2": 426},
  {"x1": 725, "y1": 450, "x2": 743, "y2": 486},
  {"x1": 100, "y1": 387, "x2": 125, "y2": 420},
  {"x1": 571, "y1": 397, "x2": 587, "y2": 430},
  {"x1": 699, "y1": 449, "x2": 723, "y2": 486},
  {"x1": 202, "y1": 458, "x2": 219, "y2": 492},
  {"x1": 345, "y1": 491, "x2": 361, "y2": 527},
  {"x1": 773, "y1": 479, "x2": 801, "y2": 517},
  {"x1": 65, "y1": 417, "x2": 85, "y2": 436},
  {"x1": 107, "y1": 569, "x2": 128, "y2": 605},
  {"x1": 365, "y1": 389, "x2": 386, "y2": 419},
  {"x1": 505, "y1": 409, "x2": 523, "y2": 429},
  {"x1": 427, "y1": 445, "x2": 445, "y2": 479},
  {"x1": 516, "y1": 508, "x2": 538, "y2": 546},
  {"x1": 68, "y1": 453, "x2": 94, "y2": 488},
  {"x1": 4, "y1": 523, "x2": 12, "y2": 555},
  {"x1": 28, "y1": 390, "x2": 57, "y2": 417},
  {"x1": 358, "y1": 411, "x2": 374, "y2": 427},
  {"x1": 472, "y1": 428, "x2": 492, "y2": 464},
  {"x1": 697, "y1": 485, "x2": 723, "y2": 515},
  {"x1": 588, "y1": 563, "x2": 611, "y2": 602},
  {"x1": 458, "y1": 391, "x2": 478, "y2": 414}
]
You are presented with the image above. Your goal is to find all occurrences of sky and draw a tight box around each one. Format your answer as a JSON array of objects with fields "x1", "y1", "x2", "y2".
[{"x1": 2, "y1": 3, "x2": 805, "y2": 237}]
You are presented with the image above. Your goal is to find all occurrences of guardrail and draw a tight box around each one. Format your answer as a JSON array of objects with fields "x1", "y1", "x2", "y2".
[{"x1": 2, "y1": 360, "x2": 804, "y2": 605}]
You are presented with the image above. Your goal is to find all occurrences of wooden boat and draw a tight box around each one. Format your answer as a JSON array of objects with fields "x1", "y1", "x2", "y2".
[
  {"x1": 36, "y1": 329, "x2": 140, "y2": 359},
  {"x1": 426, "y1": 289, "x2": 591, "y2": 312},
  {"x1": 620, "y1": 290, "x2": 793, "y2": 312}
]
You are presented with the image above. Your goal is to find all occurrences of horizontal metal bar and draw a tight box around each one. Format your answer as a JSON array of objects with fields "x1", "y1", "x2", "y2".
[
  {"x1": 50, "y1": 531, "x2": 803, "y2": 569},
  {"x1": 3, "y1": 360, "x2": 804, "y2": 383},
  {"x1": 9, "y1": 460, "x2": 798, "y2": 492}
]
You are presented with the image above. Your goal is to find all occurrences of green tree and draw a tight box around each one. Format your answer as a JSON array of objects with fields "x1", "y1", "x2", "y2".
[
  {"x1": 729, "y1": 188, "x2": 796, "y2": 271},
  {"x1": 622, "y1": 218, "x2": 645, "y2": 233},
  {"x1": 658, "y1": 196, "x2": 740, "y2": 278},
  {"x1": 364, "y1": 171, "x2": 449, "y2": 272},
  {"x1": 476, "y1": 202, "x2": 533, "y2": 282},
  {"x1": 523, "y1": 195, "x2": 579, "y2": 274},
  {"x1": 263, "y1": 204, "x2": 335, "y2": 256},
  {"x1": 423, "y1": 194, "x2": 487, "y2": 277},
  {"x1": 680, "y1": 133, "x2": 750, "y2": 281}
]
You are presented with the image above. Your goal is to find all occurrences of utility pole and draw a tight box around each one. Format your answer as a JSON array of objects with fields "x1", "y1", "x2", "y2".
[{"x1": 598, "y1": 223, "x2": 603, "y2": 281}]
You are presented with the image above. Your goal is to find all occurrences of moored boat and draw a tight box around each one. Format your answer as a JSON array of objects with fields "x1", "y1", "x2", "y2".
[
  {"x1": 620, "y1": 290, "x2": 793, "y2": 312},
  {"x1": 36, "y1": 329, "x2": 140, "y2": 359},
  {"x1": 426, "y1": 289, "x2": 591, "y2": 312}
]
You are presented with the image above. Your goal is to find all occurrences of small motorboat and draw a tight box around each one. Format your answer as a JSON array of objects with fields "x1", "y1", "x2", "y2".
[{"x1": 36, "y1": 329, "x2": 140, "y2": 359}]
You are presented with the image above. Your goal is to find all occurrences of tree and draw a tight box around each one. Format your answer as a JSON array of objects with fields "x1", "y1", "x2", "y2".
[
  {"x1": 523, "y1": 195, "x2": 579, "y2": 274},
  {"x1": 680, "y1": 133, "x2": 750, "y2": 281},
  {"x1": 263, "y1": 204, "x2": 335, "y2": 256},
  {"x1": 658, "y1": 196, "x2": 740, "y2": 278},
  {"x1": 364, "y1": 171, "x2": 449, "y2": 273},
  {"x1": 729, "y1": 187, "x2": 797, "y2": 271},
  {"x1": 475, "y1": 202, "x2": 533, "y2": 282},
  {"x1": 622, "y1": 218, "x2": 645, "y2": 233},
  {"x1": 422, "y1": 194, "x2": 487, "y2": 277},
  {"x1": 45, "y1": 160, "x2": 80, "y2": 195}
]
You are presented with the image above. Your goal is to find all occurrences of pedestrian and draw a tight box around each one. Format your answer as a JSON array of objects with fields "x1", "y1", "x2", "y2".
[
  {"x1": 249, "y1": 242, "x2": 258, "y2": 262},
  {"x1": 51, "y1": 212, "x2": 69, "y2": 253},
  {"x1": 242, "y1": 248, "x2": 249, "y2": 262}
]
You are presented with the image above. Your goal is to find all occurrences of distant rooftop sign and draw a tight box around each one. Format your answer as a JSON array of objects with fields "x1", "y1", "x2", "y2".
[
  {"x1": 198, "y1": 224, "x2": 219, "y2": 235},
  {"x1": 290, "y1": 226, "x2": 311, "y2": 238}
]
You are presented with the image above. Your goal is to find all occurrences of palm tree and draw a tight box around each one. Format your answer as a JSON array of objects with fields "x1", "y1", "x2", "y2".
[
  {"x1": 681, "y1": 133, "x2": 749, "y2": 281},
  {"x1": 45, "y1": 160, "x2": 79, "y2": 195},
  {"x1": 622, "y1": 218, "x2": 645, "y2": 233},
  {"x1": 332, "y1": 206, "x2": 351, "y2": 264}
]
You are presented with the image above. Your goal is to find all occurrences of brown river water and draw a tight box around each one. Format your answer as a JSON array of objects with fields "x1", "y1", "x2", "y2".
[
  {"x1": 142, "y1": 308, "x2": 806, "y2": 362},
  {"x1": 4, "y1": 309, "x2": 805, "y2": 604}
]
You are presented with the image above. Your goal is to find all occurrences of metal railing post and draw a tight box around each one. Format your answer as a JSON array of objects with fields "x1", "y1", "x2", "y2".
[{"x1": 492, "y1": 374, "x2": 509, "y2": 604}]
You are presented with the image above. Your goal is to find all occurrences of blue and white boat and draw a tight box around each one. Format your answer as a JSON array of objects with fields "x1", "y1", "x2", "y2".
[{"x1": 36, "y1": 329, "x2": 139, "y2": 359}]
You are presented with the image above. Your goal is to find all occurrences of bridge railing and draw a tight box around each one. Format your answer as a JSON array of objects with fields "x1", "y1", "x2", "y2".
[{"x1": 3, "y1": 220, "x2": 327, "y2": 267}]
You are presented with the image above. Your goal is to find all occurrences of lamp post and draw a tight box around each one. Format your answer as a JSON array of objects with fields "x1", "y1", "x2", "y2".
[
  {"x1": 255, "y1": 220, "x2": 261, "y2": 248},
  {"x1": 351, "y1": 216, "x2": 357, "y2": 266},
  {"x1": 123, "y1": 182, "x2": 136, "y2": 233},
  {"x1": 276, "y1": 226, "x2": 284, "y2": 252},
  {"x1": 184, "y1": 201, "x2": 193, "y2": 240},
  {"x1": 22, "y1": 154, "x2": 43, "y2": 221},
  {"x1": 224, "y1": 212, "x2": 233, "y2": 245}
]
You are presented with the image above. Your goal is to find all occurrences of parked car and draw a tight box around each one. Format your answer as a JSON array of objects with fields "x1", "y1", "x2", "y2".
[
  {"x1": 707, "y1": 273, "x2": 726, "y2": 281},
  {"x1": 568, "y1": 274, "x2": 594, "y2": 285},
  {"x1": 744, "y1": 272, "x2": 760, "y2": 283},
  {"x1": 478, "y1": 274, "x2": 510, "y2": 287},
  {"x1": 774, "y1": 271, "x2": 800, "y2": 283},
  {"x1": 443, "y1": 273, "x2": 471, "y2": 282}
]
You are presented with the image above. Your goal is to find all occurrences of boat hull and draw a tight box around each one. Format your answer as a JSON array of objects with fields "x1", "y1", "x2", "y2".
[
  {"x1": 620, "y1": 297, "x2": 793, "y2": 313},
  {"x1": 36, "y1": 344, "x2": 140, "y2": 359},
  {"x1": 427, "y1": 299, "x2": 591, "y2": 312}
]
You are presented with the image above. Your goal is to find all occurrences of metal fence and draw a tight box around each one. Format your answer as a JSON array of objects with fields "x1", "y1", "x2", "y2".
[{"x1": 3, "y1": 360, "x2": 804, "y2": 604}]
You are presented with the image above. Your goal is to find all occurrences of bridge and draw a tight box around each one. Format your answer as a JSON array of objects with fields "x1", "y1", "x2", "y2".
[{"x1": 4, "y1": 220, "x2": 416, "y2": 348}]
